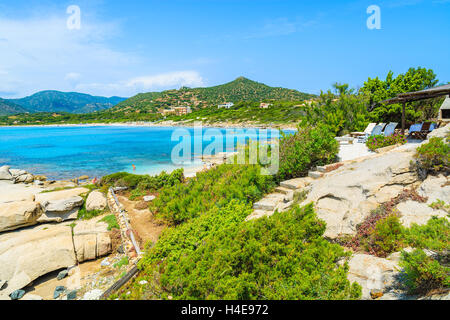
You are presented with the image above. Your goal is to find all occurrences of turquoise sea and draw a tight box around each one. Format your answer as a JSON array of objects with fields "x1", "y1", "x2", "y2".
[{"x1": 0, "y1": 125, "x2": 291, "y2": 180}]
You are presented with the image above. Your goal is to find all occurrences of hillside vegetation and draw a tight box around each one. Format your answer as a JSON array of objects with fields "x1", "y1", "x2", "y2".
[
  {"x1": 112, "y1": 77, "x2": 314, "y2": 113},
  {"x1": 8, "y1": 90, "x2": 126, "y2": 114},
  {"x1": 0, "y1": 98, "x2": 29, "y2": 116}
]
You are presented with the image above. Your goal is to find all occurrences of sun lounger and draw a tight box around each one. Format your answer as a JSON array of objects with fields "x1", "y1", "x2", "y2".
[
  {"x1": 350, "y1": 123, "x2": 376, "y2": 138},
  {"x1": 357, "y1": 123, "x2": 386, "y2": 143},
  {"x1": 416, "y1": 122, "x2": 435, "y2": 140},
  {"x1": 408, "y1": 123, "x2": 423, "y2": 139},
  {"x1": 383, "y1": 122, "x2": 398, "y2": 137}
]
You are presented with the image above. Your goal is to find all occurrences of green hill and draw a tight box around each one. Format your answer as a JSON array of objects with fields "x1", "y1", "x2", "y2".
[
  {"x1": 0, "y1": 98, "x2": 29, "y2": 116},
  {"x1": 9, "y1": 91, "x2": 127, "y2": 114},
  {"x1": 113, "y1": 77, "x2": 314, "y2": 113}
]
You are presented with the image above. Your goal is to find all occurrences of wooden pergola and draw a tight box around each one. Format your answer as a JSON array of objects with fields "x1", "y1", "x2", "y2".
[{"x1": 380, "y1": 84, "x2": 450, "y2": 133}]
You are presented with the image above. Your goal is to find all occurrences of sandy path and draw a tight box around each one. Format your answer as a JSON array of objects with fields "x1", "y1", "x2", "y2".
[{"x1": 117, "y1": 195, "x2": 166, "y2": 247}]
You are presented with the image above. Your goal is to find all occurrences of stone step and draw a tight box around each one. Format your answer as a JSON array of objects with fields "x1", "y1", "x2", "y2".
[
  {"x1": 274, "y1": 186, "x2": 292, "y2": 195},
  {"x1": 316, "y1": 166, "x2": 327, "y2": 173},
  {"x1": 277, "y1": 200, "x2": 294, "y2": 212},
  {"x1": 280, "y1": 177, "x2": 312, "y2": 190},
  {"x1": 245, "y1": 209, "x2": 274, "y2": 221},
  {"x1": 308, "y1": 171, "x2": 324, "y2": 179}
]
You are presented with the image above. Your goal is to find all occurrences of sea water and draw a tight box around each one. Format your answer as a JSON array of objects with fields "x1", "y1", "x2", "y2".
[{"x1": 0, "y1": 125, "x2": 293, "y2": 180}]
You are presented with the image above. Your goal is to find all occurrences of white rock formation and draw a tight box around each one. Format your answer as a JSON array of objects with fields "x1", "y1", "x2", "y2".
[
  {"x1": 347, "y1": 254, "x2": 400, "y2": 300},
  {"x1": 0, "y1": 223, "x2": 77, "y2": 297},
  {"x1": 0, "y1": 201, "x2": 43, "y2": 232},
  {"x1": 85, "y1": 191, "x2": 107, "y2": 211},
  {"x1": 73, "y1": 218, "x2": 112, "y2": 262},
  {"x1": 0, "y1": 166, "x2": 13, "y2": 181},
  {"x1": 300, "y1": 148, "x2": 419, "y2": 239},
  {"x1": 396, "y1": 200, "x2": 448, "y2": 227}
]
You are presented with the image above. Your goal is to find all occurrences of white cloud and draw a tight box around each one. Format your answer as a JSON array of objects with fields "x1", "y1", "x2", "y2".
[
  {"x1": 126, "y1": 71, "x2": 204, "y2": 90},
  {"x1": 76, "y1": 71, "x2": 205, "y2": 97},
  {"x1": 0, "y1": 15, "x2": 138, "y2": 98}
]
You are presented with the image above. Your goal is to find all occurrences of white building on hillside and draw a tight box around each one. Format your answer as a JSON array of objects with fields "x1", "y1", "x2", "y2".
[{"x1": 218, "y1": 102, "x2": 234, "y2": 109}]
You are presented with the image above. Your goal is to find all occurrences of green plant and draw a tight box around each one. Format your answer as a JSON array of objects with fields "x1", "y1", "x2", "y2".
[
  {"x1": 276, "y1": 124, "x2": 339, "y2": 181},
  {"x1": 414, "y1": 137, "x2": 450, "y2": 175},
  {"x1": 404, "y1": 217, "x2": 450, "y2": 251},
  {"x1": 429, "y1": 199, "x2": 450, "y2": 214},
  {"x1": 99, "y1": 214, "x2": 120, "y2": 231},
  {"x1": 114, "y1": 256, "x2": 129, "y2": 269},
  {"x1": 362, "y1": 214, "x2": 405, "y2": 256},
  {"x1": 124, "y1": 203, "x2": 361, "y2": 300},
  {"x1": 366, "y1": 134, "x2": 407, "y2": 152},
  {"x1": 152, "y1": 164, "x2": 275, "y2": 225},
  {"x1": 400, "y1": 249, "x2": 449, "y2": 295}
]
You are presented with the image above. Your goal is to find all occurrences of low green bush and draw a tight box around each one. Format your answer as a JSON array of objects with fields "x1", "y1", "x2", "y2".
[
  {"x1": 100, "y1": 169, "x2": 184, "y2": 191},
  {"x1": 404, "y1": 217, "x2": 450, "y2": 251},
  {"x1": 414, "y1": 137, "x2": 450, "y2": 175},
  {"x1": 276, "y1": 124, "x2": 339, "y2": 181},
  {"x1": 152, "y1": 164, "x2": 275, "y2": 225},
  {"x1": 99, "y1": 214, "x2": 120, "y2": 231},
  {"x1": 366, "y1": 134, "x2": 407, "y2": 152},
  {"x1": 400, "y1": 249, "x2": 449, "y2": 295},
  {"x1": 127, "y1": 203, "x2": 361, "y2": 300},
  {"x1": 362, "y1": 214, "x2": 405, "y2": 256}
]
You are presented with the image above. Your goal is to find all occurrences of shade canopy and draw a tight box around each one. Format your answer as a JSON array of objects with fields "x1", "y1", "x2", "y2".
[{"x1": 381, "y1": 84, "x2": 450, "y2": 105}]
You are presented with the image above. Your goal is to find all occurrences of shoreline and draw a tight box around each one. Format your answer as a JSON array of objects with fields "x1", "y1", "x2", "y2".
[{"x1": 0, "y1": 120, "x2": 299, "y2": 131}]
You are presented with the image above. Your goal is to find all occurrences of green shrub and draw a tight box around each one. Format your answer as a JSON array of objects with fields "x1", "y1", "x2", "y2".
[
  {"x1": 100, "y1": 169, "x2": 184, "y2": 191},
  {"x1": 114, "y1": 256, "x2": 129, "y2": 269},
  {"x1": 99, "y1": 214, "x2": 120, "y2": 231},
  {"x1": 404, "y1": 217, "x2": 450, "y2": 251},
  {"x1": 276, "y1": 124, "x2": 339, "y2": 181},
  {"x1": 127, "y1": 203, "x2": 361, "y2": 300},
  {"x1": 152, "y1": 164, "x2": 275, "y2": 225},
  {"x1": 366, "y1": 134, "x2": 407, "y2": 152},
  {"x1": 400, "y1": 249, "x2": 449, "y2": 295},
  {"x1": 362, "y1": 214, "x2": 405, "y2": 257},
  {"x1": 414, "y1": 137, "x2": 450, "y2": 175},
  {"x1": 429, "y1": 199, "x2": 450, "y2": 214}
]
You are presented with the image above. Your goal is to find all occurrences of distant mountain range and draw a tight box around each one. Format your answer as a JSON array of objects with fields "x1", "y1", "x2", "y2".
[
  {"x1": 0, "y1": 98, "x2": 29, "y2": 116},
  {"x1": 0, "y1": 91, "x2": 127, "y2": 115},
  {"x1": 1, "y1": 78, "x2": 314, "y2": 116},
  {"x1": 112, "y1": 77, "x2": 315, "y2": 113}
]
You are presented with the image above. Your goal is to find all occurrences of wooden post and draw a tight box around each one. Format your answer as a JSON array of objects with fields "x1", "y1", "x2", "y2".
[{"x1": 402, "y1": 102, "x2": 406, "y2": 134}]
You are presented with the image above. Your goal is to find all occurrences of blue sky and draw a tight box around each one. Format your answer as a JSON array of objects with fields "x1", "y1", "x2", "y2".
[{"x1": 0, "y1": 0, "x2": 449, "y2": 98}]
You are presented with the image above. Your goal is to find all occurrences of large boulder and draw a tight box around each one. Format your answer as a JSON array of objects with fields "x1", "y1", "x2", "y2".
[
  {"x1": 0, "y1": 166, "x2": 13, "y2": 181},
  {"x1": 0, "y1": 223, "x2": 77, "y2": 296},
  {"x1": 397, "y1": 200, "x2": 448, "y2": 227},
  {"x1": 35, "y1": 187, "x2": 89, "y2": 204},
  {"x1": 85, "y1": 191, "x2": 107, "y2": 211},
  {"x1": 73, "y1": 219, "x2": 111, "y2": 262},
  {"x1": 347, "y1": 254, "x2": 401, "y2": 300},
  {"x1": 417, "y1": 174, "x2": 450, "y2": 205},
  {"x1": 35, "y1": 188, "x2": 88, "y2": 223},
  {"x1": 300, "y1": 148, "x2": 420, "y2": 239},
  {"x1": 0, "y1": 201, "x2": 43, "y2": 233}
]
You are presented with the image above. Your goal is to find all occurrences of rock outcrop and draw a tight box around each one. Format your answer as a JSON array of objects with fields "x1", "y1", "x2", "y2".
[
  {"x1": 300, "y1": 146, "x2": 420, "y2": 239},
  {"x1": 397, "y1": 200, "x2": 448, "y2": 227},
  {"x1": 73, "y1": 219, "x2": 112, "y2": 262},
  {"x1": 0, "y1": 201, "x2": 43, "y2": 233},
  {"x1": 85, "y1": 191, "x2": 107, "y2": 211},
  {"x1": 347, "y1": 253, "x2": 401, "y2": 300},
  {"x1": 0, "y1": 223, "x2": 77, "y2": 297},
  {"x1": 38, "y1": 196, "x2": 84, "y2": 223},
  {"x1": 0, "y1": 218, "x2": 112, "y2": 298},
  {"x1": 0, "y1": 166, "x2": 13, "y2": 181},
  {"x1": 35, "y1": 188, "x2": 89, "y2": 223}
]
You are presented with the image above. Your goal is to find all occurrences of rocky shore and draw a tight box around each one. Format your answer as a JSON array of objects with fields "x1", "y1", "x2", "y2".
[{"x1": 0, "y1": 169, "x2": 114, "y2": 300}]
